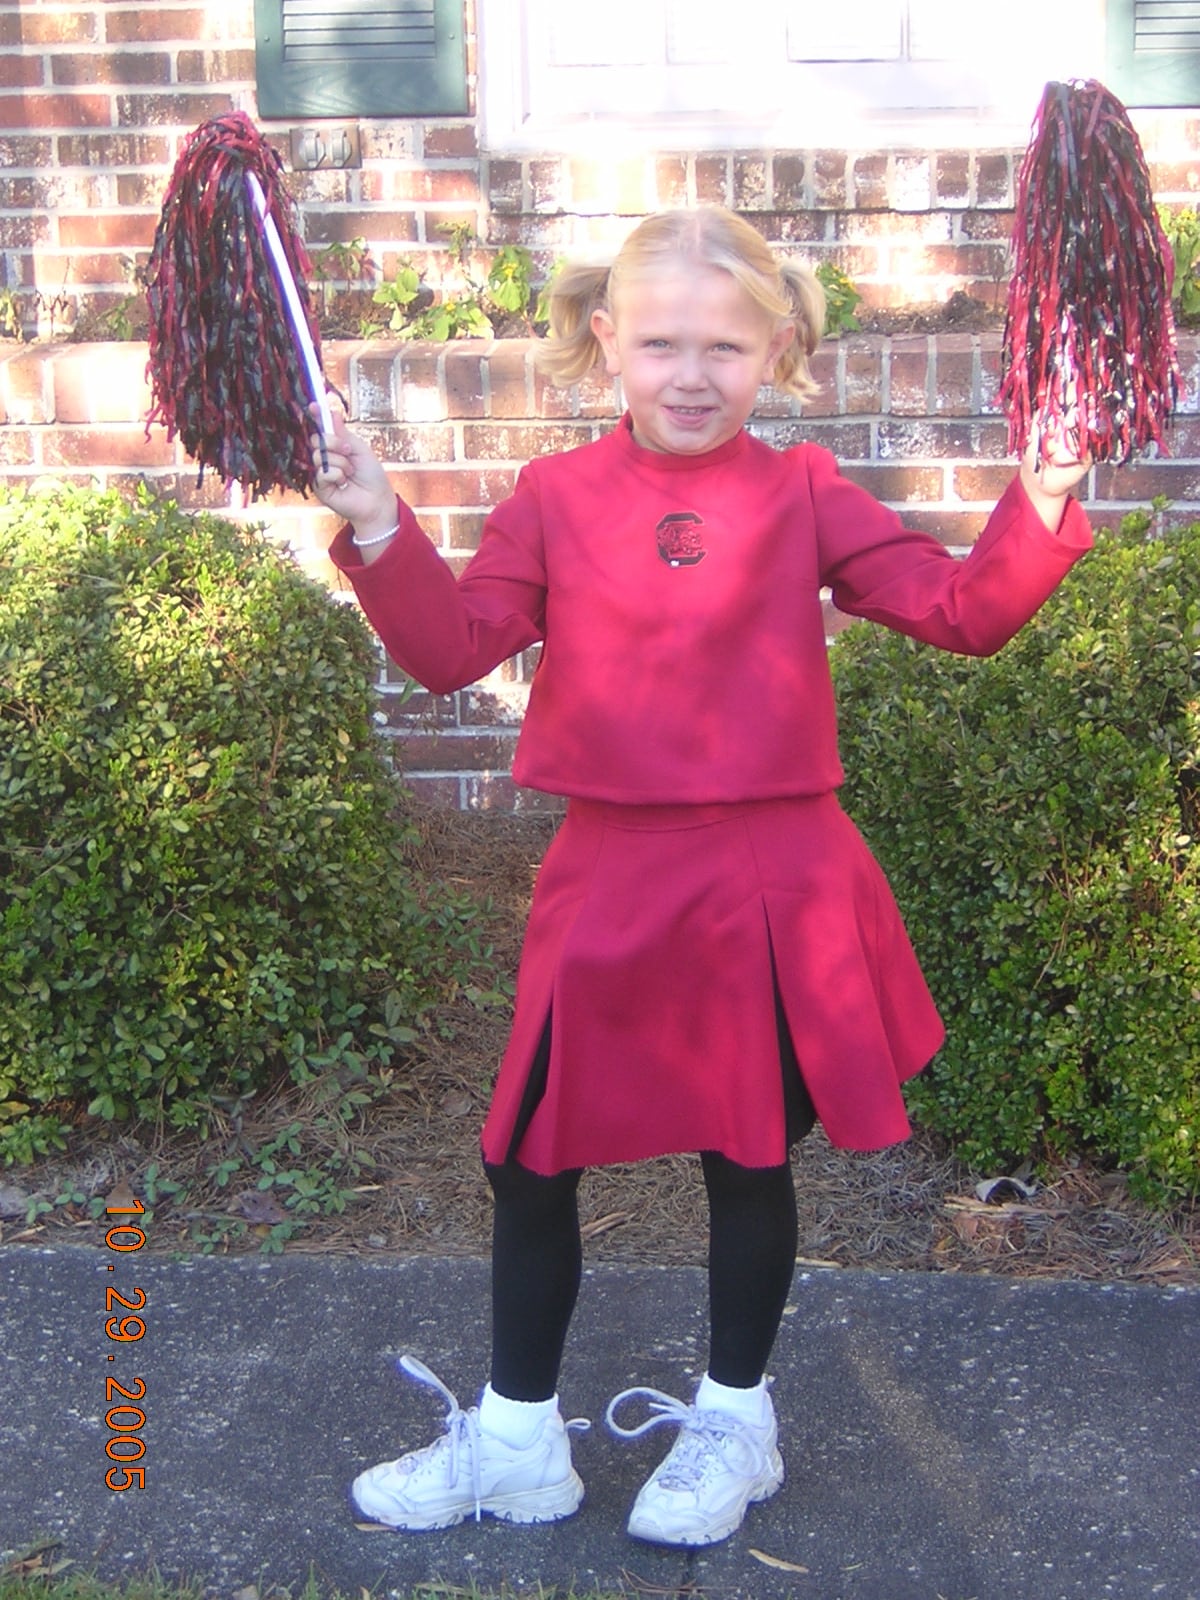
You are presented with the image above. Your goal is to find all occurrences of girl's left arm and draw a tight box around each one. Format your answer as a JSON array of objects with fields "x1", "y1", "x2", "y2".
[{"x1": 815, "y1": 444, "x2": 1093, "y2": 658}]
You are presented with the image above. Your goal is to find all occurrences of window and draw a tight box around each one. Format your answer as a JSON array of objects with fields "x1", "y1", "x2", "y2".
[
  {"x1": 254, "y1": 0, "x2": 468, "y2": 120},
  {"x1": 1106, "y1": 0, "x2": 1200, "y2": 105},
  {"x1": 477, "y1": 0, "x2": 1104, "y2": 151}
]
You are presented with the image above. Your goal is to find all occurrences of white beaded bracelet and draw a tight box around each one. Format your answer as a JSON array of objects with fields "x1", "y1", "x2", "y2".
[{"x1": 351, "y1": 522, "x2": 399, "y2": 550}]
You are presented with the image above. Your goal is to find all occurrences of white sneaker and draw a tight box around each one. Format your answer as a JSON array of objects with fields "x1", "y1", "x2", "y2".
[
  {"x1": 352, "y1": 1356, "x2": 589, "y2": 1531},
  {"x1": 606, "y1": 1384, "x2": 784, "y2": 1546}
]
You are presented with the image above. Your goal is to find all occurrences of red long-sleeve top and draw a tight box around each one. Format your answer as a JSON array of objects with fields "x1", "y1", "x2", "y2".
[{"x1": 330, "y1": 417, "x2": 1093, "y2": 803}]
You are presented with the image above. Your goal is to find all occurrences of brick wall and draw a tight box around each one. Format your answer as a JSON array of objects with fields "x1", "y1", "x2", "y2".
[
  {"x1": 3, "y1": 330, "x2": 1198, "y2": 810},
  {"x1": 1, "y1": 1, "x2": 1197, "y2": 808},
  {"x1": 0, "y1": 1, "x2": 1197, "y2": 331}
]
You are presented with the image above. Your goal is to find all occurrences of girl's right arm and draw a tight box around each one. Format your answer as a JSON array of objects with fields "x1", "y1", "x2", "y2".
[{"x1": 308, "y1": 406, "x2": 547, "y2": 695}]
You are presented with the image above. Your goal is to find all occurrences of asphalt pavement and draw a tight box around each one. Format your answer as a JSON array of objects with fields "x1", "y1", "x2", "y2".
[{"x1": 2, "y1": 1245, "x2": 1197, "y2": 1600}]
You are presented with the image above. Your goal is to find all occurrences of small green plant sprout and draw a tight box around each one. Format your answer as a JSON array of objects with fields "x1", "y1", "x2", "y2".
[
  {"x1": 1157, "y1": 204, "x2": 1200, "y2": 319},
  {"x1": 0, "y1": 286, "x2": 24, "y2": 340},
  {"x1": 312, "y1": 236, "x2": 374, "y2": 286},
  {"x1": 373, "y1": 261, "x2": 423, "y2": 330},
  {"x1": 401, "y1": 295, "x2": 491, "y2": 341},
  {"x1": 816, "y1": 261, "x2": 862, "y2": 337},
  {"x1": 487, "y1": 245, "x2": 537, "y2": 318}
]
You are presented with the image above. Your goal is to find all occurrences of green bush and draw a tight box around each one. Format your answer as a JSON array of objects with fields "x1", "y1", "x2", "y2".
[
  {"x1": 0, "y1": 484, "x2": 489, "y2": 1161},
  {"x1": 830, "y1": 508, "x2": 1200, "y2": 1201}
]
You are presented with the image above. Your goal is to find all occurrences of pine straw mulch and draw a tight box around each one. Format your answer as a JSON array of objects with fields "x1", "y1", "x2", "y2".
[{"x1": 3, "y1": 804, "x2": 1197, "y2": 1288}]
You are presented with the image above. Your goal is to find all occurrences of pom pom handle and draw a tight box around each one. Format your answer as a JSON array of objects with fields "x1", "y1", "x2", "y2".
[{"x1": 245, "y1": 170, "x2": 333, "y2": 438}]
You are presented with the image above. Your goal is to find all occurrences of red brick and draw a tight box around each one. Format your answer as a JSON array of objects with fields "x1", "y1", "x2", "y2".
[
  {"x1": 446, "y1": 511, "x2": 488, "y2": 551},
  {"x1": 767, "y1": 211, "x2": 827, "y2": 246},
  {"x1": 104, "y1": 9, "x2": 208, "y2": 43},
  {"x1": 1, "y1": 349, "x2": 53, "y2": 424},
  {"x1": 888, "y1": 340, "x2": 933, "y2": 415},
  {"x1": 852, "y1": 155, "x2": 888, "y2": 209},
  {"x1": 695, "y1": 155, "x2": 728, "y2": 205},
  {"x1": 974, "y1": 153, "x2": 1013, "y2": 207},
  {"x1": 933, "y1": 335, "x2": 976, "y2": 416},
  {"x1": 812, "y1": 151, "x2": 850, "y2": 209},
  {"x1": 0, "y1": 134, "x2": 53, "y2": 165},
  {"x1": 0, "y1": 56, "x2": 45, "y2": 90},
  {"x1": 844, "y1": 338, "x2": 883, "y2": 415},
  {"x1": 314, "y1": 211, "x2": 414, "y2": 247},
  {"x1": 361, "y1": 167, "x2": 482, "y2": 204},
  {"x1": 0, "y1": 427, "x2": 34, "y2": 464},
  {"x1": 878, "y1": 419, "x2": 996, "y2": 459},
  {"x1": 419, "y1": 207, "x2": 482, "y2": 241},
  {"x1": 348, "y1": 352, "x2": 399, "y2": 422},
  {"x1": 529, "y1": 157, "x2": 567, "y2": 213},
  {"x1": 769, "y1": 420, "x2": 872, "y2": 458},
  {"x1": 487, "y1": 343, "x2": 533, "y2": 419},
  {"x1": 897, "y1": 510, "x2": 989, "y2": 544},
  {"x1": 58, "y1": 213, "x2": 157, "y2": 249},
  {"x1": 1093, "y1": 461, "x2": 1200, "y2": 501},
  {"x1": 935, "y1": 153, "x2": 971, "y2": 208},
  {"x1": 734, "y1": 155, "x2": 768, "y2": 210},
  {"x1": 953, "y1": 464, "x2": 1021, "y2": 501},
  {"x1": 960, "y1": 210, "x2": 1014, "y2": 243},
  {"x1": 6, "y1": 93, "x2": 113, "y2": 128},
  {"x1": 401, "y1": 730, "x2": 517, "y2": 771},
  {"x1": 393, "y1": 465, "x2": 518, "y2": 507},
  {"x1": 57, "y1": 132, "x2": 171, "y2": 166},
  {"x1": 462, "y1": 421, "x2": 591, "y2": 460},
  {"x1": 175, "y1": 50, "x2": 256, "y2": 83},
  {"x1": 402, "y1": 774, "x2": 466, "y2": 807},
  {"x1": 486, "y1": 158, "x2": 524, "y2": 213},
  {"x1": 52, "y1": 53, "x2": 171, "y2": 87},
  {"x1": 359, "y1": 422, "x2": 456, "y2": 463},
  {"x1": 840, "y1": 464, "x2": 946, "y2": 502},
  {"x1": 465, "y1": 775, "x2": 563, "y2": 814},
  {"x1": 392, "y1": 348, "x2": 444, "y2": 421},
  {"x1": 11, "y1": 9, "x2": 99, "y2": 43},
  {"x1": 115, "y1": 91, "x2": 234, "y2": 128},
  {"x1": 423, "y1": 123, "x2": 478, "y2": 159},
  {"x1": 655, "y1": 156, "x2": 688, "y2": 207},
  {"x1": 444, "y1": 346, "x2": 486, "y2": 417},
  {"x1": 0, "y1": 175, "x2": 39, "y2": 206},
  {"x1": 32, "y1": 248, "x2": 129, "y2": 287},
  {"x1": 41, "y1": 424, "x2": 176, "y2": 469},
  {"x1": 53, "y1": 343, "x2": 152, "y2": 424},
  {"x1": 773, "y1": 155, "x2": 807, "y2": 209},
  {"x1": 891, "y1": 154, "x2": 932, "y2": 212}
]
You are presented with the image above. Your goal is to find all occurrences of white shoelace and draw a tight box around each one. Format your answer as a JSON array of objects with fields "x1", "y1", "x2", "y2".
[
  {"x1": 605, "y1": 1385, "x2": 764, "y2": 1490},
  {"x1": 397, "y1": 1354, "x2": 486, "y2": 1518},
  {"x1": 397, "y1": 1354, "x2": 591, "y2": 1520}
]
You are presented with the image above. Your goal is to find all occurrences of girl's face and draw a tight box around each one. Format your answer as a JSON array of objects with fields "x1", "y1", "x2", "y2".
[{"x1": 590, "y1": 264, "x2": 793, "y2": 456}]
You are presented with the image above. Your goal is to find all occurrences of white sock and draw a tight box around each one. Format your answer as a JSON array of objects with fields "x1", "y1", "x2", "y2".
[
  {"x1": 479, "y1": 1383, "x2": 559, "y2": 1448},
  {"x1": 696, "y1": 1372, "x2": 772, "y2": 1427}
]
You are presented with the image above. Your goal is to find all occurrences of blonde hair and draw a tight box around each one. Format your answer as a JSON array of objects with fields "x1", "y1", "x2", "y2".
[{"x1": 537, "y1": 207, "x2": 826, "y2": 403}]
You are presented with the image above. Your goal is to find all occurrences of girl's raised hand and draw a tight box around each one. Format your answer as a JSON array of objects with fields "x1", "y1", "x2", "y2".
[
  {"x1": 1018, "y1": 411, "x2": 1092, "y2": 532},
  {"x1": 310, "y1": 403, "x2": 395, "y2": 537}
]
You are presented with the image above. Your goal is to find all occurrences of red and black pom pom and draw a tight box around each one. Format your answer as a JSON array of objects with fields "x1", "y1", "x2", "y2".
[
  {"x1": 145, "y1": 111, "x2": 328, "y2": 499},
  {"x1": 1000, "y1": 79, "x2": 1180, "y2": 467}
]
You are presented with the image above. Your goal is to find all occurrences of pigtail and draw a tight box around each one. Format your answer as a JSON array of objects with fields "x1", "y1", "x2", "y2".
[
  {"x1": 772, "y1": 261, "x2": 825, "y2": 404},
  {"x1": 536, "y1": 262, "x2": 613, "y2": 387}
]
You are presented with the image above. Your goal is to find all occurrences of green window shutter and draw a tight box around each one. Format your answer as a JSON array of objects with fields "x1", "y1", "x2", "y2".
[
  {"x1": 1106, "y1": 0, "x2": 1200, "y2": 106},
  {"x1": 255, "y1": 0, "x2": 468, "y2": 118}
]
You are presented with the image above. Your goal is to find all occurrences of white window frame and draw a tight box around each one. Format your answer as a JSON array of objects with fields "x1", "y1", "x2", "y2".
[{"x1": 477, "y1": 0, "x2": 1107, "y2": 153}]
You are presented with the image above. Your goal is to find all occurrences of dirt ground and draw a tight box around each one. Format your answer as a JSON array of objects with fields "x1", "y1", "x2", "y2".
[{"x1": 3, "y1": 805, "x2": 1196, "y2": 1289}]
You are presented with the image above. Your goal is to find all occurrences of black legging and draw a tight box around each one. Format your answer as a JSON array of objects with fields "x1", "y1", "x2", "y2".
[{"x1": 485, "y1": 1150, "x2": 798, "y2": 1400}]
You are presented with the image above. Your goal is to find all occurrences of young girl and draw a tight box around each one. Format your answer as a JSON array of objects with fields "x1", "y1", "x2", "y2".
[{"x1": 312, "y1": 207, "x2": 1091, "y2": 1547}]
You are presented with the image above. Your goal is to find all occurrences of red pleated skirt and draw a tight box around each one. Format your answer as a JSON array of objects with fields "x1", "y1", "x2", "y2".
[{"x1": 480, "y1": 794, "x2": 945, "y2": 1175}]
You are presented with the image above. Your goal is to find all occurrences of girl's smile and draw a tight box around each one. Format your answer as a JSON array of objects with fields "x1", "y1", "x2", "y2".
[{"x1": 591, "y1": 266, "x2": 794, "y2": 456}]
